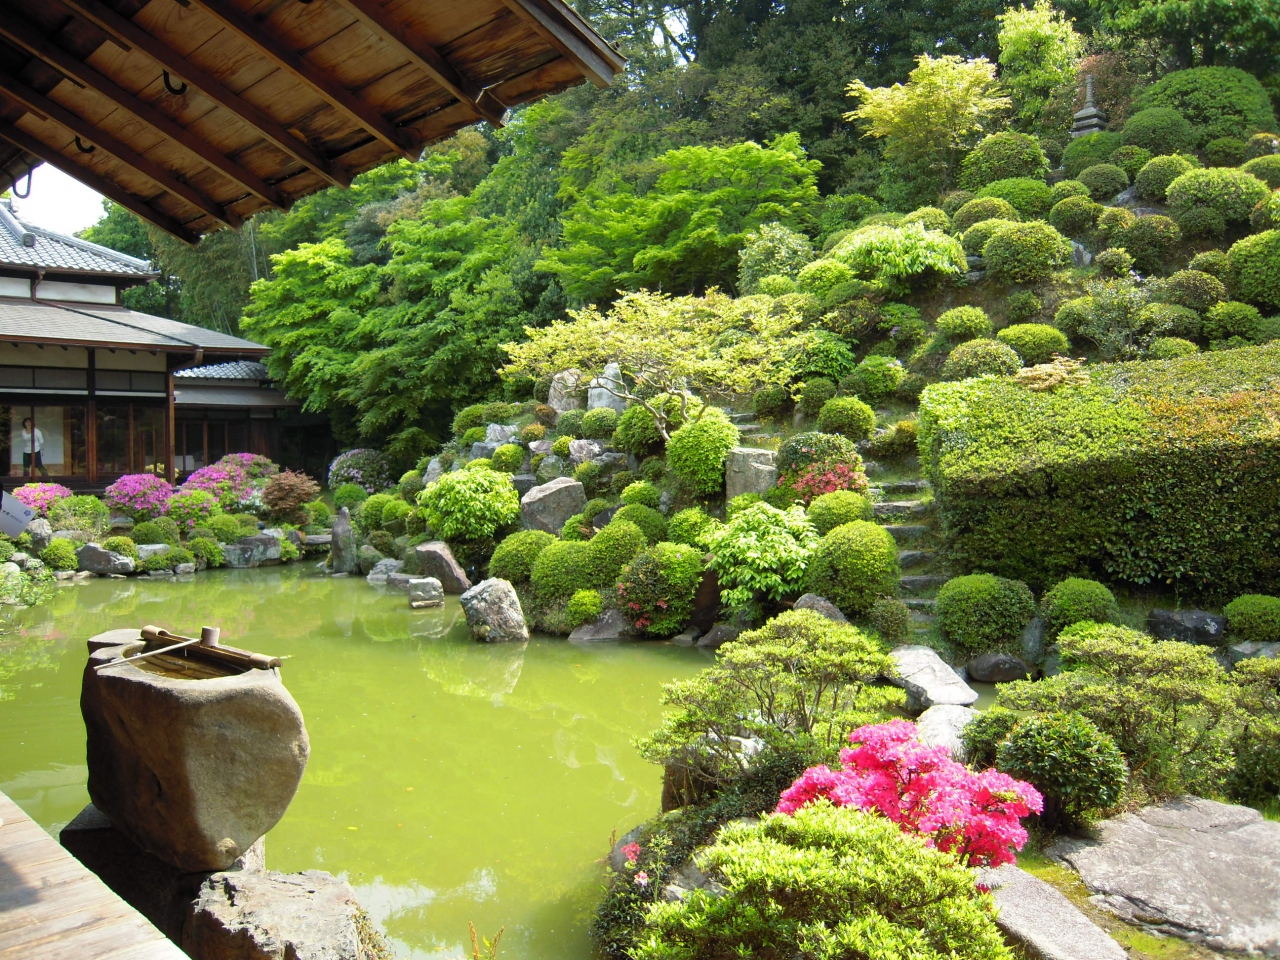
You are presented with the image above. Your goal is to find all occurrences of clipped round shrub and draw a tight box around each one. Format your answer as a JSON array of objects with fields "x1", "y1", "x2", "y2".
[
  {"x1": 1166, "y1": 167, "x2": 1270, "y2": 224},
  {"x1": 490, "y1": 443, "x2": 524, "y2": 473},
  {"x1": 615, "y1": 542, "x2": 704, "y2": 636},
  {"x1": 417, "y1": 468, "x2": 519, "y2": 542},
  {"x1": 611, "y1": 504, "x2": 667, "y2": 544},
  {"x1": 40, "y1": 539, "x2": 77, "y2": 571},
  {"x1": 1204, "y1": 301, "x2": 1263, "y2": 342},
  {"x1": 1107, "y1": 145, "x2": 1152, "y2": 180},
  {"x1": 757, "y1": 274, "x2": 797, "y2": 296},
  {"x1": 941, "y1": 338, "x2": 1022, "y2": 380},
  {"x1": 959, "y1": 131, "x2": 1048, "y2": 191},
  {"x1": 841, "y1": 355, "x2": 904, "y2": 407},
  {"x1": 1048, "y1": 196, "x2": 1102, "y2": 236},
  {"x1": 1050, "y1": 180, "x2": 1090, "y2": 203},
  {"x1": 581, "y1": 407, "x2": 619, "y2": 440},
  {"x1": 666, "y1": 409, "x2": 739, "y2": 495},
  {"x1": 589, "y1": 519, "x2": 647, "y2": 585},
  {"x1": 572, "y1": 460, "x2": 601, "y2": 493},
  {"x1": 1137, "y1": 302, "x2": 1201, "y2": 340},
  {"x1": 751, "y1": 385, "x2": 791, "y2": 421},
  {"x1": 960, "y1": 218, "x2": 1018, "y2": 257},
  {"x1": 366, "y1": 530, "x2": 395, "y2": 557},
  {"x1": 1174, "y1": 205, "x2": 1226, "y2": 240},
  {"x1": 1095, "y1": 206, "x2": 1136, "y2": 243},
  {"x1": 1189, "y1": 249, "x2": 1231, "y2": 279},
  {"x1": 1148, "y1": 336, "x2": 1199, "y2": 359},
  {"x1": 1156, "y1": 269, "x2": 1227, "y2": 313},
  {"x1": 940, "y1": 190, "x2": 975, "y2": 216},
  {"x1": 188, "y1": 537, "x2": 225, "y2": 569},
  {"x1": 798, "y1": 377, "x2": 837, "y2": 417},
  {"x1": 452, "y1": 403, "x2": 486, "y2": 436},
  {"x1": 804, "y1": 520, "x2": 898, "y2": 618},
  {"x1": 1113, "y1": 215, "x2": 1181, "y2": 275},
  {"x1": 556, "y1": 408, "x2": 585, "y2": 437},
  {"x1": 935, "y1": 305, "x2": 992, "y2": 341},
  {"x1": 356, "y1": 492, "x2": 393, "y2": 532},
  {"x1": 133, "y1": 518, "x2": 180, "y2": 546},
  {"x1": 1063, "y1": 131, "x2": 1123, "y2": 178},
  {"x1": 139, "y1": 552, "x2": 175, "y2": 573},
  {"x1": 868, "y1": 595, "x2": 911, "y2": 646},
  {"x1": 101, "y1": 535, "x2": 139, "y2": 560},
  {"x1": 1077, "y1": 163, "x2": 1129, "y2": 200},
  {"x1": 397, "y1": 470, "x2": 425, "y2": 500},
  {"x1": 951, "y1": 196, "x2": 1020, "y2": 234},
  {"x1": 997, "y1": 713, "x2": 1127, "y2": 829},
  {"x1": 1094, "y1": 247, "x2": 1134, "y2": 277},
  {"x1": 1224, "y1": 594, "x2": 1280, "y2": 644},
  {"x1": 333, "y1": 483, "x2": 367, "y2": 512},
  {"x1": 997, "y1": 323, "x2": 1070, "y2": 365},
  {"x1": 1039, "y1": 577, "x2": 1120, "y2": 638},
  {"x1": 530, "y1": 540, "x2": 594, "y2": 601},
  {"x1": 806, "y1": 490, "x2": 873, "y2": 536},
  {"x1": 551, "y1": 435, "x2": 572, "y2": 459},
  {"x1": 1133, "y1": 153, "x2": 1198, "y2": 202},
  {"x1": 1135, "y1": 66, "x2": 1277, "y2": 143},
  {"x1": 381, "y1": 498, "x2": 412, "y2": 536},
  {"x1": 565, "y1": 589, "x2": 603, "y2": 629},
  {"x1": 1242, "y1": 155, "x2": 1280, "y2": 190},
  {"x1": 1205, "y1": 137, "x2": 1248, "y2": 167},
  {"x1": 206, "y1": 514, "x2": 246, "y2": 544},
  {"x1": 962, "y1": 706, "x2": 1021, "y2": 770},
  {"x1": 796, "y1": 258, "x2": 856, "y2": 297},
  {"x1": 1230, "y1": 230, "x2": 1280, "y2": 308},
  {"x1": 620, "y1": 481, "x2": 661, "y2": 509},
  {"x1": 817, "y1": 396, "x2": 875, "y2": 440},
  {"x1": 976, "y1": 177, "x2": 1054, "y2": 219},
  {"x1": 935, "y1": 573, "x2": 1035, "y2": 655},
  {"x1": 798, "y1": 330, "x2": 858, "y2": 381},
  {"x1": 667, "y1": 507, "x2": 720, "y2": 550},
  {"x1": 520, "y1": 422, "x2": 546, "y2": 444},
  {"x1": 982, "y1": 221, "x2": 1072, "y2": 284},
  {"x1": 1122, "y1": 107, "x2": 1196, "y2": 155},
  {"x1": 901, "y1": 206, "x2": 950, "y2": 233}
]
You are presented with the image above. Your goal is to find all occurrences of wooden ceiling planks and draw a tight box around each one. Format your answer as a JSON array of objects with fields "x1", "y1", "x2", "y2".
[{"x1": 0, "y1": 0, "x2": 622, "y2": 242}]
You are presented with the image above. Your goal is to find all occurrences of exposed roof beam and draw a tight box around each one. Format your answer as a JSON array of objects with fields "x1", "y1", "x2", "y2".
[
  {"x1": 59, "y1": 0, "x2": 350, "y2": 188},
  {"x1": 500, "y1": 0, "x2": 622, "y2": 88},
  {"x1": 0, "y1": 120, "x2": 199, "y2": 244},
  {"x1": 0, "y1": 5, "x2": 288, "y2": 209},
  {"x1": 330, "y1": 0, "x2": 507, "y2": 128},
  {"x1": 0, "y1": 72, "x2": 242, "y2": 229},
  {"x1": 188, "y1": 0, "x2": 419, "y2": 161}
]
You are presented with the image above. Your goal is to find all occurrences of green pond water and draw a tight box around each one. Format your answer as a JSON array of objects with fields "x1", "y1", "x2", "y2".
[{"x1": 0, "y1": 568, "x2": 711, "y2": 959}]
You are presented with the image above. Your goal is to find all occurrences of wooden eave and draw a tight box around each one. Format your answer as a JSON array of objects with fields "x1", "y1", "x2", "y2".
[{"x1": 0, "y1": 0, "x2": 622, "y2": 242}]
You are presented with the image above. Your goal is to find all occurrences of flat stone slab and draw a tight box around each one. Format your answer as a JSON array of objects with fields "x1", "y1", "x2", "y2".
[
  {"x1": 1051, "y1": 797, "x2": 1280, "y2": 955},
  {"x1": 888, "y1": 645, "x2": 978, "y2": 713},
  {"x1": 976, "y1": 864, "x2": 1126, "y2": 960},
  {"x1": 568, "y1": 608, "x2": 635, "y2": 643},
  {"x1": 915, "y1": 704, "x2": 976, "y2": 761}
]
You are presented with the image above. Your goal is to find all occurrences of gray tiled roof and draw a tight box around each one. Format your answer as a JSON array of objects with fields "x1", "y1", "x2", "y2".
[
  {"x1": 173, "y1": 360, "x2": 270, "y2": 380},
  {"x1": 0, "y1": 204, "x2": 156, "y2": 277},
  {"x1": 174, "y1": 385, "x2": 295, "y2": 408},
  {"x1": 0, "y1": 297, "x2": 267, "y2": 354}
]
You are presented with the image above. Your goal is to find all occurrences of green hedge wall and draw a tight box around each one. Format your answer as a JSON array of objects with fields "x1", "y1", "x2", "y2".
[{"x1": 918, "y1": 345, "x2": 1280, "y2": 599}]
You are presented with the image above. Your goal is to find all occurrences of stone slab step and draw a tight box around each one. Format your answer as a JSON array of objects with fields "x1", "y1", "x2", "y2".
[
  {"x1": 904, "y1": 598, "x2": 935, "y2": 611},
  {"x1": 897, "y1": 549, "x2": 935, "y2": 570},
  {"x1": 899, "y1": 575, "x2": 948, "y2": 596},
  {"x1": 888, "y1": 644, "x2": 978, "y2": 712},
  {"x1": 736, "y1": 423, "x2": 764, "y2": 434},
  {"x1": 728, "y1": 412, "x2": 755, "y2": 423},
  {"x1": 884, "y1": 524, "x2": 930, "y2": 544},
  {"x1": 880, "y1": 478, "x2": 930, "y2": 495},
  {"x1": 874, "y1": 500, "x2": 932, "y2": 517},
  {"x1": 976, "y1": 864, "x2": 1126, "y2": 960}
]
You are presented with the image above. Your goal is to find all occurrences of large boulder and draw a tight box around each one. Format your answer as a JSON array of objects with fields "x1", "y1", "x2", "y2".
[
  {"x1": 183, "y1": 869, "x2": 371, "y2": 960},
  {"x1": 887, "y1": 645, "x2": 979, "y2": 713},
  {"x1": 568, "y1": 608, "x2": 636, "y2": 643},
  {"x1": 365, "y1": 558, "x2": 403, "y2": 585},
  {"x1": 567, "y1": 438, "x2": 604, "y2": 464},
  {"x1": 27, "y1": 517, "x2": 52, "y2": 551},
  {"x1": 82, "y1": 642, "x2": 309, "y2": 872},
  {"x1": 329, "y1": 508, "x2": 359, "y2": 574},
  {"x1": 793, "y1": 593, "x2": 848, "y2": 623},
  {"x1": 423, "y1": 457, "x2": 444, "y2": 484},
  {"x1": 470, "y1": 440, "x2": 498, "y2": 460},
  {"x1": 966, "y1": 652, "x2": 1031, "y2": 683},
  {"x1": 1051, "y1": 798, "x2": 1280, "y2": 955},
  {"x1": 1148, "y1": 608, "x2": 1227, "y2": 646},
  {"x1": 512, "y1": 473, "x2": 538, "y2": 498},
  {"x1": 548, "y1": 368, "x2": 584, "y2": 413},
  {"x1": 485, "y1": 423, "x2": 518, "y2": 445},
  {"x1": 413, "y1": 541, "x2": 471, "y2": 593},
  {"x1": 459, "y1": 578, "x2": 529, "y2": 642},
  {"x1": 137, "y1": 543, "x2": 172, "y2": 562},
  {"x1": 520, "y1": 477, "x2": 586, "y2": 534},
  {"x1": 724, "y1": 447, "x2": 777, "y2": 501},
  {"x1": 409, "y1": 578, "x2": 444, "y2": 609},
  {"x1": 976, "y1": 864, "x2": 1127, "y2": 960},
  {"x1": 76, "y1": 542, "x2": 136, "y2": 576},
  {"x1": 915, "y1": 704, "x2": 977, "y2": 761},
  {"x1": 223, "y1": 535, "x2": 284, "y2": 569},
  {"x1": 587, "y1": 362, "x2": 627, "y2": 413},
  {"x1": 535, "y1": 454, "x2": 565, "y2": 483}
]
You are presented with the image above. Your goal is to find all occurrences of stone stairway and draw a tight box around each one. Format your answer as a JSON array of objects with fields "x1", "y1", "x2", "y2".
[{"x1": 867, "y1": 463, "x2": 942, "y2": 638}]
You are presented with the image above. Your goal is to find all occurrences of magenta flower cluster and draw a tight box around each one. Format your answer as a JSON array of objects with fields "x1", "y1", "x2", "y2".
[
  {"x1": 218, "y1": 452, "x2": 278, "y2": 480},
  {"x1": 327, "y1": 448, "x2": 392, "y2": 492},
  {"x1": 12, "y1": 482, "x2": 73, "y2": 516},
  {"x1": 777, "y1": 719, "x2": 1042, "y2": 868},
  {"x1": 182, "y1": 454, "x2": 279, "y2": 512},
  {"x1": 104, "y1": 474, "x2": 174, "y2": 521}
]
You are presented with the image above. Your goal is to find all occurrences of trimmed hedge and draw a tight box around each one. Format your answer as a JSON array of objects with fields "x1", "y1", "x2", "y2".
[
  {"x1": 959, "y1": 131, "x2": 1049, "y2": 191},
  {"x1": 997, "y1": 324, "x2": 1069, "y2": 365},
  {"x1": 981, "y1": 221, "x2": 1072, "y2": 285},
  {"x1": 489, "y1": 529, "x2": 555, "y2": 583},
  {"x1": 1121, "y1": 108, "x2": 1195, "y2": 155},
  {"x1": 1063, "y1": 132, "x2": 1122, "y2": 179},
  {"x1": 1077, "y1": 163, "x2": 1128, "y2": 200},
  {"x1": 1134, "y1": 66, "x2": 1277, "y2": 144},
  {"x1": 935, "y1": 574, "x2": 1035, "y2": 655},
  {"x1": 804, "y1": 520, "x2": 899, "y2": 617},
  {"x1": 941, "y1": 339, "x2": 1022, "y2": 380},
  {"x1": 1166, "y1": 168, "x2": 1271, "y2": 224},
  {"x1": 1133, "y1": 154, "x2": 1198, "y2": 202},
  {"x1": 975, "y1": 177, "x2": 1054, "y2": 219},
  {"x1": 919, "y1": 344, "x2": 1280, "y2": 598},
  {"x1": 951, "y1": 197, "x2": 1019, "y2": 234}
]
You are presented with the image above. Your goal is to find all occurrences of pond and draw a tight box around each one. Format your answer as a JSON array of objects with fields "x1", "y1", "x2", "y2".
[{"x1": 0, "y1": 568, "x2": 710, "y2": 959}]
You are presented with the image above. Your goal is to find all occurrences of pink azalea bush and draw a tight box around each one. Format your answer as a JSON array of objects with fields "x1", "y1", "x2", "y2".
[
  {"x1": 12, "y1": 482, "x2": 73, "y2": 516},
  {"x1": 104, "y1": 474, "x2": 173, "y2": 521},
  {"x1": 218, "y1": 452, "x2": 279, "y2": 480},
  {"x1": 777, "y1": 719, "x2": 1042, "y2": 867}
]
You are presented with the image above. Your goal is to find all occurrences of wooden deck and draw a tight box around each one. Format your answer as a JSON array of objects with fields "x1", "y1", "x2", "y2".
[{"x1": 0, "y1": 790, "x2": 187, "y2": 960}]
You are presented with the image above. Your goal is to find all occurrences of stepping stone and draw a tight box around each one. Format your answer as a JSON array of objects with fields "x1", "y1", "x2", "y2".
[
  {"x1": 904, "y1": 598, "x2": 935, "y2": 612},
  {"x1": 736, "y1": 423, "x2": 764, "y2": 434},
  {"x1": 976, "y1": 864, "x2": 1126, "y2": 960},
  {"x1": 888, "y1": 644, "x2": 978, "y2": 713},
  {"x1": 881, "y1": 478, "x2": 930, "y2": 494},
  {"x1": 899, "y1": 575, "x2": 947, "y2": 596},
  {"x1": 916, "y1": 704, "x2": 976, "y2": 760},
  {"x1": 897, "y1": 549, "x2": 935, "y2": 570},
  {"x1": 874, "y1": 499, "x2": 931, "y2": 517},
  {"x1": 883, "y1": 524, "x2": 930, "y2": 544},
  {"x1": 1051, "y1": 797, "x2": 1280, "y2": 956},
  {"x1": 728, "y1": 412, "x2": 754, "y2": 423}
]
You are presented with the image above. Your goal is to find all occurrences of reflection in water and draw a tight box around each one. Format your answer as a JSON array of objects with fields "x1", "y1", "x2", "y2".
[{"x1": 0, "y1": 567, "x2": 706, "y2": 959}]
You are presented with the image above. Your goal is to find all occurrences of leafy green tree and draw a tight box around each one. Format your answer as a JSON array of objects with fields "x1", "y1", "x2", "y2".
[
  {"x1": 997, "y1": 0, "x2": 1084, "y2": 129},
  {"x1": 79, "y1": 201, "x2": 181, "y2": 319},
  {"x1": 1092, "y1": 0, "x2": 1280, "y2": 74}
]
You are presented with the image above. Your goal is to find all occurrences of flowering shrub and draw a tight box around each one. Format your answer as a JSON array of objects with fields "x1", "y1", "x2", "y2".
[
  {"x1": 13, "y1": 482, "x2": 73, "y2": 517},
  {"x1": 167, "y1": 490, "x2": 219, "y2": 533},
  {"x1": 707, "y1": 503, "x2": 818, "y2": 611},
  {"x1": 775, "y1": 432, "x2": 867, "y2": 504},
  {"x1": 48, "y1": 495, "x2": 111, "y2": 537},
  {"x1": 417, "y1": 467, "x2": 520, "y2": 541},
  {"x1": 777, "y1": 720, "x2": 1042, "y2": 867},
  {"x1": 216, "y1": 452, "x2": 278, "y2": 480},
  {"x1": 327, "y1": 448, "x2": 392, "y2": 492},
  {"x1": 103, "y1": 474, "x2": 173, "y2": 521},
  {"x1": 182, "y1": 464, "x2": 254, "y2": 512},
  {"x1": 617, "y1": 542, "x2": 704, "y2": 636}
]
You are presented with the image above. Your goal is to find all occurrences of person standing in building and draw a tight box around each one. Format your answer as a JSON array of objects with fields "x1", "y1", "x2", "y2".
[{"x1": 21, "y1": 417, "x2": 49, "y2": 477}]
